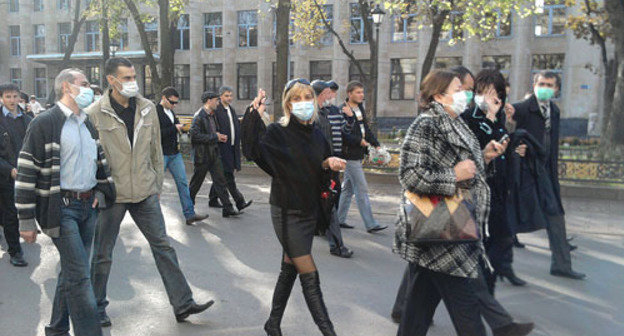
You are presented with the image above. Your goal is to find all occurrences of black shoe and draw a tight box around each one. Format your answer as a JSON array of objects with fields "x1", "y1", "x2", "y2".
[
  {"x1": 237, "y1": 200, "x2": 253, "y2": 212},
  {"x1": 10, "y1": 253, "x2": 27, "y2": 267},
  {"x1": 497, "y1": 270, "x2": 527, "y2": 286},
  {"x1": 330, "y1": 246, "x2": 353, "y2": 258},
  {"x1": 175, "y1": 301, "x2": 215, "y2": 322},
  {"x1": 339, "y1": 223, "x2": 355, "y2": 229},
  {"x1": 185, "y1": 214, "x2": 209, "y2": 225},
  {"x1": 208, "y1": 200, "x2": 223, "y2": 208},
  {"x1": 99, "y1": 313, "x2": 112, "y2": 327},
  {"x1": 391, "y1": 312, "x2": 401, "y2": 324},
  {"x1": 300, "y1": 271, "x2": 337, "y2": 336},
  {"x1": 493, "y1": 322, "x2": 535, "y2": 336},
  {"x1": 222, "y1": 207, "x2": 240, "y2": 218},
  {"x1": 367, "y1": 225, "x2": 388, "y2": 233},
  {"x1": 513, "y1": 236, "x2": 525, "y2": 248},
  {"x1": 550, "y1": 269, "x2": 586, "y2": 280},
  {"x1": 568, "y1": 243, "x2": 578, "y2": 251},
  {"x1": 265, "y1": 262, "x2": 298, "y2": 336}
]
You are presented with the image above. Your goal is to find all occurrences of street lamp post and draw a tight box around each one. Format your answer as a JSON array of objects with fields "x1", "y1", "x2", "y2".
[
  {"x1": 110, "y1": 42, "x2": 120, "y2": 57},
  {"x1": 371, "y1": 4, "x2": 385, "y2": 131}
]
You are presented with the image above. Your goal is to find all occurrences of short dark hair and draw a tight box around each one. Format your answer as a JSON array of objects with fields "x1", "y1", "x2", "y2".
[
  {"x1": 105, "y1": 57, "x2": 134, "y2": 76},
  {"x1": 346, "y1": 81, "x2": 364, "y2": 93},
  {"x1": 474, "y1": 69, "x2": 507, "y2": 105},
  {"x1": 533, "y1": 71, "x2": 561, "y2": 89},
  {"x1": 20, "y1": 92, "x2": 28, "y2": 101},
  {"x1": 449, "y1": 66, "x2": 474, "y2": 85},
  {"x1": 0, "y1": 83, "x2": 21, "y2": 97},
  {"x1": 161, "y1": 86, "x2": 180, "y2": 99},
  {"x1": 419, "y1": 70, "x2": 460, "y2": 109}
]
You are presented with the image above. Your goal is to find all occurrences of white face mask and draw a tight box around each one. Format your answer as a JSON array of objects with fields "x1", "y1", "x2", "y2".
[
  {"x1": 474, "y1": 95, "x2": 488, "y2": 111},
  {"x1": 445, "y1": 91, "x2": 469, "y2": 114},
  {"x1": 114, "y1": 78, "x2": 139, "y2": 98}
]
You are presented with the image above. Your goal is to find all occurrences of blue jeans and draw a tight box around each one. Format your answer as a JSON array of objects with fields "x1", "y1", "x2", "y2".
[
  {"x1": 164, "y1": 153, "x2": 195, "y2": 219},
  {"x1": 45, "y1": 198, "x2": 101, "y2": 336},
  {"x1": 90, "y1": 194, "x2": 195, "y2": 316},
  {"x1": 337, "y1": 160, "x2": 379, "y2": 230}
]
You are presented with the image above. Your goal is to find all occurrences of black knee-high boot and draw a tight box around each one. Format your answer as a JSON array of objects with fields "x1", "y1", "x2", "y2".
[
  {"x1": 300, "y1": 271, "x2": 337, "y2": 336},
  {"x1": 264, "y1": 262, "x2": 298, "y2": 336}
]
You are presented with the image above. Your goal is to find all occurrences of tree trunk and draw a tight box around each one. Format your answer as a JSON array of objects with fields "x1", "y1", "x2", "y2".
[
  {"x1": 274, "y1": 0, "x2": 291, "y2": 120},
  {"x1": 420, "y1": 9, "x2": 449, "y2": 80},
  {"x1": 159, "y1": 0, "x2": 175, "y2": 94},
  {"x1": 604, "y1": 0, "x2": 624, "y2": 158}
]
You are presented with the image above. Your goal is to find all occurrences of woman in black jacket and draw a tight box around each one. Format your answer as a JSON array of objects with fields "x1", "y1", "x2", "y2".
[{"x1": 242, "y1": 79, "x2": 346, "y2": 336}]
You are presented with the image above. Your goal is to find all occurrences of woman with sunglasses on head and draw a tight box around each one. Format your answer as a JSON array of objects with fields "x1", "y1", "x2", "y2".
[{"x1": 242, "y1": 79, "x2": 346, "y2": 336}]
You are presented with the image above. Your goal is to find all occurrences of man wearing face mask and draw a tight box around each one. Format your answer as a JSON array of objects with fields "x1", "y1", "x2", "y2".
[
  {"x1": 0, "y1": 83, "x2": 32, "y2": 267},
  {"x1": 511, "y1": 71, "x2": 585, "y2": 280},
  {"x1": 29, "y1": 94, "x2": 44, "y2": 116},
  {"x1": 87, "y1": 58, "x2": 214, "y2": 327}
]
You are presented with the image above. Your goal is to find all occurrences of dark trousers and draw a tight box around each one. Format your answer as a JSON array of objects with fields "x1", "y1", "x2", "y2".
[
  {"x1": 0, "y1": 187, "x2": 22, "y2": 256},
  {"x1": 209, "y1": 170, "x2": 245, "y2": 207},
  {"x1": 189, "y1": 158, "x2": 232, "y2": 208},
  {"x1": 547, "y1": 214, "x2": 573, "y2": 272},
  {"x1": 486, "y1": 235, "x2": 514, "y2": 276}
]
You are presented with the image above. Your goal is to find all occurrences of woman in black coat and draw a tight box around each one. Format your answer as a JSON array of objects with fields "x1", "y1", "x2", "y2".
[{"x1": 242, "y1": 79, "x2": 346, "y2": 336}]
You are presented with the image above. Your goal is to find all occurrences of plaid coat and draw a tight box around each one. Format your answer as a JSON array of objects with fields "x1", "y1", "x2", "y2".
[{"x1": 394, "y1": 102, "x2": 490, "y2": 278}]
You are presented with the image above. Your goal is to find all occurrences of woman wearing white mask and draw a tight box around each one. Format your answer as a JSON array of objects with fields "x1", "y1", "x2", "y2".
[{"x1": 242, "y1": 78, "x2": 345, "y2": 336}]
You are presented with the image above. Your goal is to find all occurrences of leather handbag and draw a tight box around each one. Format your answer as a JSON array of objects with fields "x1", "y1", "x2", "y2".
[{"x1": 398, "y1": 189, "x2": 480, "y2": 245}]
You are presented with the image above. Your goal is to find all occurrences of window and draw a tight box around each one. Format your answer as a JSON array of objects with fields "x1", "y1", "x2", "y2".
[
  {"x1": 143, "y1": 65, "x2": 155, "y2": 99},
  {"x1": 532, "y1": 54, "x2": 564, "y2": 99},
  {"x1": 204, "y1": 12, "x2": 223, "y2": 49},
  {"x1": 349, "y1": 60, "x2": 371, "y2": 82},
  {"x1": 174, "y1": 14, "x2": 190, "y2": 50},
  {"x1": 34, "y1": 68, "x2": 47, "y2": 99},
  {"x1": 482, "y1": 55, "x2": 512, "y2": 80},
  {"x1": 238, "y1": 11, "x2": 258, "y2": 48},
  {"x1": 115, "y1": 19, "x2": 129, "y2": 51},
  {"x1": 86, "y1": 66, "x2": 100, "y2": 85},
  {"x1": 392, "y1": 13, "x2": 418, "y2": 42},
  {"x1": 535, "y1": 0, "x2": 566, "y2": 36},
  {"x1": 319, "y1": 5, "x2": 333, "y2": 46},
  {"x1": 10, "y1": 69, "x2": 22, "y2": 89},
  {"x1": 34, "y1": 0, "x2": 44, "y2": 12},
  {"x1": 310, "y1": 61, "x2": 332, "y2": 81},
  {"x1": 495, "y1": 10, "x2": 512, "y2": 38},
  {"x1": 434, "y1": 57, "x2": 463, "y2": 69},
  {"x1": 204, "y1": 64, "x2": 223, "y2": 93},
  {"x1": 34, "y1": 24, "x2": 46, "y2": 54},
  {"x1": 58, "y1": 0, "x2": 70, "y2": 11},
  {"x1": 390, "y1": 59, "x2": 417, "y2": 100},
  {"x1": 86, "y1": 21, "x2": 100, "y2": 52},
  {"x1": 272, "y1": 62, "x2": 294, "y2": 97},
  {"x1": 350, "y1": 3, "x2": 369, "y2": 44},
  {"x1": 10, "y1": 0, "x2": 19, "y2": 12},
  {"x1": 174, "y1": 65, "x2": 191, "y2": 100},
  {"x1": 10, "y1": 26, "x2": 20, "y2": 57},
  {"x1": 58, "y1": 23, "x2": 71, "y2": 53},
  {"x1": 441, "y1": 12, "x2": 463, "y2": 41},
  {"x1": 237, "y1": 63, "x2": 257, "y2": 100},
  {"x1": 145, "y1": 18, "x2": 159, "y2": 52},
  {"x1": 272, "y1": 14, "x2": 295, "y2": 46}
]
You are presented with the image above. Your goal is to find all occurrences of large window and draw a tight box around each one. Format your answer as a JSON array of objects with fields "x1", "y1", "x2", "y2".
[
  {"x1": 86, "y1": 21, "x2": 100, "y2": 52},
  {"x1": 237, "y1": 63, "x2": 257, "y2": 100},
  {"x1": 238, "y1": 11, "x2": 258, "y2": 48},
  {"x1": 86, "y1": 66, "x2": 100, "y2": 85},
  {"x1": 392, "y1": 13, "x2": 418, "y2": 42},
  {"x1": 390, "y1": 58, "x2": 417, "y2": 100},
  {"x1": 174, "y1": 65, "x2": 191, "y2": 100},
  {"x1": 145, "y1": 18, "x2": 159, "y2": 52},
  {"x1": 204, "y1": 12, "x2": 223, "y2": 49},
  {"x1": 114, "y1": 19, "x2": 129, "y2": 51},
  {"x1": 34, "y1": 24, "x2": 46, "y2": 54},
  {"x1": 34, "y1": 68, "x2": 47, "y2": 99},
  {"x1": 482, "y1": 55, "x2": 512, "y2": 80},
  {"x1": 319, "y1": 5, "x2": 333, "y2": 46},
  {"x1": 58, "y1": 22, "x2": 71, "y2": 53},
  {"x1": 10, "y1": 26, "x2": 20, "y2": 57},
  {"x1": 58, "y1": 0, "x2": 70, "y2": 11},
  {"x1": 9, "y1": 0, "x2": 19, "y2": 12},
  {"x1": 441, "y1": 12, "x2": 463, "y2": 41},
  {"x1": 495, "y1": 10, "x2": 512, "y2": 38},
  {"x1": 350, "y1": 3, "x2": 369, "y2": 44},
  {"x1": 535, "y1": 0, "x2": 566, "y2": 36},
  {"x1": 175, "y1": 14, "x2": 190, "y2": 50},
  {"x1": 532, "y1": 54, "x2": 564, "y2": 99},
  {"x1": 310, "y1": 61, "x2": 332, "y2": 81},
  {"x1": 272, "y1": 14, "x2": 295, "y2": 46},
  {"x1": 349, "y1": 60, "x2": 371, "y2": 82},
  {"x1": 10, "y1": 69, "x2": 22, "y2": 89},
  {"x1": 204, "y1": 64, "x2": 223, "y2": 93},
  {"x1": 272, "y1": 62, "x2": 295, "y2": 97},
  {"x1": 34, "y1": 0, "x2": 44, "y2": 12},
  {"x1": 434, "y1": 57, "x2": 463, "y2": 69}
]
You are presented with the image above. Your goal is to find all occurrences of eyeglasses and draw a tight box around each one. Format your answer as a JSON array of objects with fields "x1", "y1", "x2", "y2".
[
  {"x1": 285, "y1": 78, "x2": 311, "y2": 94},
  {"x1": 167, "y1": 98, "x2": 179, "y2": 105}
]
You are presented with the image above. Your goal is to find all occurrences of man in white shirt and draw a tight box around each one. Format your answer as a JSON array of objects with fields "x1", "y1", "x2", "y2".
[{"x1": 29, "y1": 95, "x2": 43, "y2": 115}]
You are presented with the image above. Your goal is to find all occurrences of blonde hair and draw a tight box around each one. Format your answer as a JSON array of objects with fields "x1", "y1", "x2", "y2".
[{"x1": 279, "y1": 82, "x2": 318, "y2": 127}]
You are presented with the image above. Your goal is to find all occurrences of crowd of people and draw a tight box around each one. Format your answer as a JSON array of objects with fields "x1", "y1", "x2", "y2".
[{"x1": 0, "y1": 56, "x2": 584, "y2": 336}]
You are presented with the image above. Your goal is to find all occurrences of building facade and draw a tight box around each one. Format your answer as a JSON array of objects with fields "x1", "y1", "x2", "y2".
[{"x1": 0, "y1": 0, "x2": 605, "y2": 135}]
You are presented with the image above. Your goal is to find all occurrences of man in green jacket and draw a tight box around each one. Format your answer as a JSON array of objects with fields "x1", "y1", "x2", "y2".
[{"x1": 87, "y1": 58, "x2": 213, "y2": 327}]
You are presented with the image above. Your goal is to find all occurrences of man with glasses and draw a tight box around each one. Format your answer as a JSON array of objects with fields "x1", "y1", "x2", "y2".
[{"x1": 157, "y1": 87, "x2": 208, "y2": 225}]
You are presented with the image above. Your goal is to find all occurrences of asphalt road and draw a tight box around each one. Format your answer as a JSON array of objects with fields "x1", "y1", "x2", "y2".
[{"x1": 1, "y1": 167, "x2": 623, "y2": 336}]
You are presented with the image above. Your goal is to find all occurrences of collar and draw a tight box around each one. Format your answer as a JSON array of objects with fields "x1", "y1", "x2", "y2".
[
  {"x1": 57, "y1": 102, "x2": 87, "y2": 123},
  {"x1": 2, "y1": 105, "x2": 23, "y2": 118}
]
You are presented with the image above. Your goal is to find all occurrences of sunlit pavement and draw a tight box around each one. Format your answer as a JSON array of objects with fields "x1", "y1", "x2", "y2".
[{"x1": 1, "y1": 166, "x2": 623, "y2": 336}]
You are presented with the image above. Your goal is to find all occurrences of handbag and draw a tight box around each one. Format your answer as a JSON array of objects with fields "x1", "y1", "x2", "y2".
[{"x1": 398, "y1": 189, "x2": 480, "y2": 245}]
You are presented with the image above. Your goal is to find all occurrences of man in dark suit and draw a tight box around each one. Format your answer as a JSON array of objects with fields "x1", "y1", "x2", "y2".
[
  {"x1": 512, "y1": 71, "x2": 585, "y2": 280},
  {"x1": 208, "y1": 86, "x2": 252, "y2": 212}
]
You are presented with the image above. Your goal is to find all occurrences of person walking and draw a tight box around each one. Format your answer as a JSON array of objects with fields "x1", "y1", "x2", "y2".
[
  {"x1": 157, "y1": 86, "x2": 208, "y2": 225},
  {"x1": 208, "y1": 86, "x2": 252, "y2": 212},
  {"x1": 336, "y1": 81, "x2": 386, "y2": 233},
  {"x1": 88, "y1": 58, "x2": 214, "y2": 327},
  {"x1": 17, "y1": 68, "x2": 116, "y2": 336}
]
